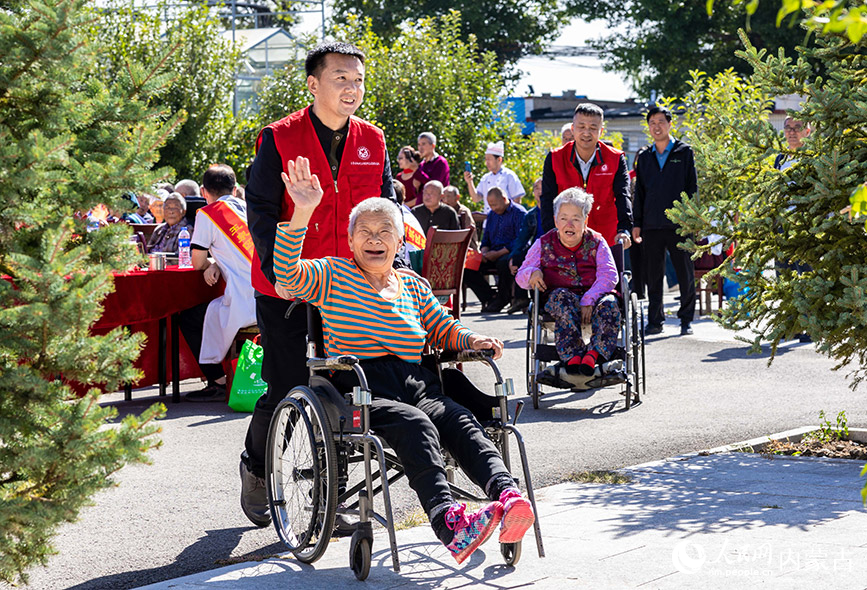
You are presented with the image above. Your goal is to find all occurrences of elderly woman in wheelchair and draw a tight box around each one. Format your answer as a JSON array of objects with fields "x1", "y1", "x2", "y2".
[
  {"x1": 516, "y1": 187, "x2": 620, "y2": 377},
  {"x1": 272, "y1": 156, "x2": 535, "y2": 565}
]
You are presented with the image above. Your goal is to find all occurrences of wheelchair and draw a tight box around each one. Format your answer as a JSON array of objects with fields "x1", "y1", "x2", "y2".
[
  {"x1": 526, "y1": 242, "x2": 646, "y2": 410},
  {"x1": 265, "y1": 307, "x2": 545, "y2": 581}
]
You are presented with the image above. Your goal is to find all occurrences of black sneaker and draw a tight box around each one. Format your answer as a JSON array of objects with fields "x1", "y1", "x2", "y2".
[
  {"x1": 680, "y1": 324, "x2": 694, "y2": 336},
  {"x1": 184, "y1": 383, "x2": 226, "y2": 402},
  {"x1": 240, "y1": 454, "x2": 271, "y2": 527},
  {"x1": 481, "y1": 299, "x2": 507, "y2": 314},
  {"x1": 645, "y1": 324, "x2": 664, "y2": 335},
  {"x1": 332, "y1": 503, "x2": 358, "y2": 537},
  {"x1": 505, "y1": 299, "x2": 530, "y2": 315}
]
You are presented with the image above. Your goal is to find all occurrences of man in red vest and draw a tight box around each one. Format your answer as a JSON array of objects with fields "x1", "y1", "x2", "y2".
[
  {"x1": 240, "y1": 42, "x2": 396, "y2": 529},
  {"x1": 540, "y1": 103, "x2": 633, "y2": 250}
]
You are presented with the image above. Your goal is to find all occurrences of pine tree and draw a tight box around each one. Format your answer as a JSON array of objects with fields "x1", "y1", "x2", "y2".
[
  {"x1": 666, "y1": 25, "x2": 867, "y2": 387},
  {"x1": 0, "y1": 0, "x2": 183, "y2": 583}
]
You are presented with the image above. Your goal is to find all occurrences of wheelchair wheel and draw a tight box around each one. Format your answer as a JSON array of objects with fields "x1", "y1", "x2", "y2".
[
  {"x1": 350, "y1": 534, "x2": 372, "y2": 581},
  {"x1": 628, "y1": 293, "x2": 643, "y2": 407},
  {"x1": 266, "y1": 387, "x2": 338, "y2": 564},
  {"x1": 501, "y1": 541, "x2": 522, "y2": 566},
  {"x1": 638, "y1": 300, "x2": 647, "y2": 395}
]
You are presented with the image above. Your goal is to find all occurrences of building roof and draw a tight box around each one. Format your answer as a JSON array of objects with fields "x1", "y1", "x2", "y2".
[{"x1": 219, "y1": 27, "x2": 293, "y2": 52}]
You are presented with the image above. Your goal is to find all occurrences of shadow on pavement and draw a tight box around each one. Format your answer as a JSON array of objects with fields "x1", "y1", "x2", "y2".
[
  {"x1": 702, "y1": 344, "x2": 799, "y2": 363},
  {"x1": 552, "y1": 454, "x2": 863, "y2": 540},
  {"x1": 65, "y1": 528, "x2": 286, "y2": 590}
]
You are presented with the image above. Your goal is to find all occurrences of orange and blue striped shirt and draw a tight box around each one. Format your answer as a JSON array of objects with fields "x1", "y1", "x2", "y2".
[{"x1": 273, "y1": 224, "x2": 474, "y2": 363}]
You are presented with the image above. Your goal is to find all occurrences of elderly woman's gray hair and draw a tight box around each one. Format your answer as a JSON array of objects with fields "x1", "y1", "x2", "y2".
[
  {"x1": 348, "y1": 197, "x2": 404, "y2": 240},
  {"x1": 165, "y1": 192, "x2": 188, "y2": 212},
  {"x1": 553, "y1": 187, "x2": 594, "y2": 218}
]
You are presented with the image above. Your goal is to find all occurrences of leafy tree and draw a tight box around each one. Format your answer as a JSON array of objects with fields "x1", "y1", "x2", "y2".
[
  {"x1": 96, "y1": 0, "x2": 243, "y2": 179},
  {"x1": 710, "y1": 0, "x2": 867, "y2": 43},
  {"x1": 246, "y1": 13, "x2": 528, "y2": 194},
  {"x1": 329, "y1": 0, "x2": 565, "y2": 66},
  {"x1": 0, "y1": 0, "x2": 175, "y2": 582},
  {"x1": 664, "y1": 28, "x2": 867, "y2": 389},
  {"x1": 565, "y1": 0, "x2": 809, "y2": 98}
]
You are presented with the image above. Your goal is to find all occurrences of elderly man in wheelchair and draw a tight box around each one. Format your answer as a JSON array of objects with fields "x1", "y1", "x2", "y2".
[
  {"x1": 517, "y1": 187, "x2": 621, "y2": 379},
  {"x1": 271, "y1": 156, "x2": 536, "y2": 568}
]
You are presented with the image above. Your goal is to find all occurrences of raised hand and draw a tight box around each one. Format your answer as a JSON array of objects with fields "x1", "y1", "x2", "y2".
[{"x1": 281, "y1": 156, "x2": 323, "y2": 211}]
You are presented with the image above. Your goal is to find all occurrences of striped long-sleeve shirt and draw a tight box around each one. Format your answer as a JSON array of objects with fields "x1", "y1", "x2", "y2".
[{"x1": 273, "y1": 224, "x2": 474, "y2": 363}]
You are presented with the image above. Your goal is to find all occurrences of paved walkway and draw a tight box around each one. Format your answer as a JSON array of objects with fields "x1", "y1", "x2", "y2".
[{"x1": 137, "y1": 450, "x2": 867, "y2": 590}]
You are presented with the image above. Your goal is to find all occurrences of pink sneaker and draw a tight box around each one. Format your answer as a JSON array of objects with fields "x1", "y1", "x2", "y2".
[
  {"x1": 444, "y1": 501, "x2": 504, "y2": 564},
  {"x1": 498, "y1": 488, "x2": 535, "y2": 543}
]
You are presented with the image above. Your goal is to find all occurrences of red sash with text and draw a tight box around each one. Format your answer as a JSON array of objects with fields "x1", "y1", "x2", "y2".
[{"x1": 198, "y1": 201, "x2": 254, "y2": 262}]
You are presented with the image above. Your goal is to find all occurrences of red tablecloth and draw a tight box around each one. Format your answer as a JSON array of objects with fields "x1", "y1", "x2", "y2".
[{"x1": 91, "y1": 265, "x2": 225, "y2": 391}]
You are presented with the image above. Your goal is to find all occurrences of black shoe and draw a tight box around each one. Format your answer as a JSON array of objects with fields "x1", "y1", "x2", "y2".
[
  {"x1": 481, "y1": 299, "x2": 507, "y2": 313},
  {"x1": 797, "y1": 333, "x2": 812, "y2": 343},
  {"x1": 645, "y1": 324, "x2": 663, "y2": 335},
  {"x1": 184, "y1": 383, "x2": 226, "y2": 402},
  {"x1": 505, "y1": 299, "x2": 530, "y2": 315},
  {"x1": 332, "y1": 503, "x2": 358, "y2": 537},
  {"x1": 680, "y1": 324, "x2": 693, "y2": 336},
  {"x1": 240, "y1": 454, "x2": 271, "y2": 527}
]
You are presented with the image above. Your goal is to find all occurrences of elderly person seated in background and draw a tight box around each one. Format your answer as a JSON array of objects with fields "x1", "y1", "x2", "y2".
[
  {"x1": 516, "y1": 187, "x2": 620, "y2": 376},
  {"x1": 411, "y1": 180, "x2": 459, "y2": 235},
  {"x1": 149, "y1": 189, "x2": 169, "y2": 223},
  {"x1": 272, "y1": 156, "x2": 535, "y2": 565},
  {"x1": 146, "y1": 193, "x2": 192, "y2": 254}
]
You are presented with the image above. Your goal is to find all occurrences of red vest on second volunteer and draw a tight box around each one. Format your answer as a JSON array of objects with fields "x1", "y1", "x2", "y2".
[
  {"x1": 550, "y1": 141, "x2": 622, "y2": 246},
  {"x1": 250, "y1": 106, "x2": 386, "y2": 297}
]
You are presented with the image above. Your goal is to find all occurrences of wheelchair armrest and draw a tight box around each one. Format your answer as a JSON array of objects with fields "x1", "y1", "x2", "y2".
[
  {"x1": 307, "y1": 355, "x2": 360, "y2": 371},
  {"x1": 438, "y1": 349, "x2": 494, "y2": 364}
]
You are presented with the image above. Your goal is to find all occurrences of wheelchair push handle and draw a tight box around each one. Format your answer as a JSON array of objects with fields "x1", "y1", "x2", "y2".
[
  {"x1": 439, "y1": 349, "x2": 495, "y2": 364},
  {"x1": 307, "y1": 355, "x2": 360, "y2": 370}
]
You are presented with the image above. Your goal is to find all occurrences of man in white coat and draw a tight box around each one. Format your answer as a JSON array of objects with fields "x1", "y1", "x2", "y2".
[{"x1": 179, "y1": 164, "x2": 257, "y2": 401}]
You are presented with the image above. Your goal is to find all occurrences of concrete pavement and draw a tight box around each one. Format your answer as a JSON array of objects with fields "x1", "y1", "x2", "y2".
[
  {"x1": 9, "y1": 290, "x2": 867, "y2": 590},
  {"x1": 135, "y1": 449, "x2": 867, "y2": 589}
]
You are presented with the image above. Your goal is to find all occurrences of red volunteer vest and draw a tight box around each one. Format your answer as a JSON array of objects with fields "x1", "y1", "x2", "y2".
[
  {"x1": 250, "y1": 106, "x2": 387, "y2": 296},
  {"x1": 550, "y1": 141, "x2": 622, "y2": 246}
]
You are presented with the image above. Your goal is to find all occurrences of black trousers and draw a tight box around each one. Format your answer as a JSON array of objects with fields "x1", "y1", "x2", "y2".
[
  {"x1": 331, "y1": 356, "x2": 513, "y2": 515},
  {"x1": 464, "y1": 256, "x2": 524, "y2": 306},
  {"x1": 244, "y1": 296, "x2": 310, "y2": 477},
  {"x1": 625, "y1": 241, "x2": 646, "y2": 299},
  {"x1": 644, "y1": 228, "x2": 696, "y2": 327},
  {"x1": 176, "y1": 301, "x2": 225, "y2": 383}
]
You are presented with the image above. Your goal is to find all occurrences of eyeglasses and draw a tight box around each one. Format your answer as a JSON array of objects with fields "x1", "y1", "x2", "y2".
[{"x1": 784, "y1": 125, "x2": 804, "y2": 132}]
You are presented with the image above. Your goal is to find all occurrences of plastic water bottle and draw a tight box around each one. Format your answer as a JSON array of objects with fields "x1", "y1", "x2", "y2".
[
  {"x1": 86, "y1": 216, "x2": 100, "y2": 233},
  {"x1": 178, "y1": 226, "x2": 193, "y2": 268}
]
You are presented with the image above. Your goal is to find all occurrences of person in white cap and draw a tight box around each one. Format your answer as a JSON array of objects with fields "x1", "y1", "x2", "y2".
[{"x1": 464, "y1": 141, "x2": 525, "y2": 214}]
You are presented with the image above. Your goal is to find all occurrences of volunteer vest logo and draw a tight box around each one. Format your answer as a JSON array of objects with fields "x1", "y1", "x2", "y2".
[
  {"x1": 601, "y1": 164, "x2": 608, "y2": 172},
  {"x1": 357, "y1": 146, "x2": 370, "y2": 161}
]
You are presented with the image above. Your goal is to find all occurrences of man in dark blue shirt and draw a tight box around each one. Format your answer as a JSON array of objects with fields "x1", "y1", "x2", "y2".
[{"x1": 463, "y1": 187, "x2": 527, "y2": 313}]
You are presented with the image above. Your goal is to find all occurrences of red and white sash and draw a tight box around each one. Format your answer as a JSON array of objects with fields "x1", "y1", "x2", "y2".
[{"x1": 198, "y1": 200, "x2": 254, "y2": 262}]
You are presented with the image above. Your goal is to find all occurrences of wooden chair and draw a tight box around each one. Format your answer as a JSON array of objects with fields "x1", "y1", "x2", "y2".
[
  {"x1": 421, "y1": 227, "x2": 474, "y2": 320},
  {"x1": 130, "y1": 223, "x2": 159, "y2": 243},
  {"x1": 694, "y1": 242, "x2": 727, "y2": 315}
]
